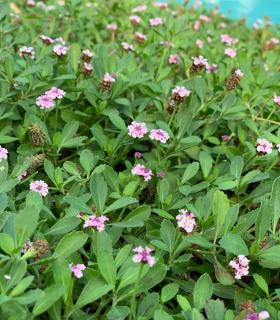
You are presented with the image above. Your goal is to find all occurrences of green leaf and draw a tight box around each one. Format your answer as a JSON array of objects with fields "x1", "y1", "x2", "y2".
[
  {"x1": 80, "y1": 149, "x2": 95, "y2": 177},
  {"x1": 108, "y1": 306, "x2": 130, "y2": 320},
  {"x1": 161, "y1": 283, "x2": 179, "y2": 303},
  {"x1": 64, "y1": 195, "x2": 92, "y2": 214},
  {"x1": 214, "y1": 260, "x2": 235, "y2": 285},
  {"x1": 205, "y1": 299, "x2": 226, "y2": 320},
  {"x1": 230, "y1": 156, "x2": 244, "y2": 180},
  {"x1": 181, "y1": 162, "x2": 200, "y2": 184},
  {"x1": 69, "y1": 43, "x2": 81, "y2": 73},
  {"x1": 97, "y1": 250, "x2": 116, "y2": 286},
  {"x1": 90, "y1": 173, "x2": 108, "y2": 212},
  {"x1": 52, "y1": 258, "x2": 72, "y2": 303},
  {"x1": 252, "y1": 273, "x2": 269, "y2": 296},
  {"x1": 104, "y1": 197, "x2": 138, "y2": 214},
  {"x1": 271, "y1": 177, "x2": 280, "y2": 234},
  {"x1": 213, "y1": 191, "x2": 229, "y2": 242},
  {"x1": 160, "y1": 220, "x2": 176, "y2": 253},
  {"x1": 199, "y1": 151, "x2": 213, "y2": 178},
  {"x1": 32, "y1": 285, "x2": 65, "y2": 316},
  {"x1": 154, "y1": 310, "x2": 174, "y2": 320},
  {"x1": 54, "y1": 231, "x2": 88, "y2": 258},
  {"x1": 10, "y1": 276, "x2": 34, "y2": 297},
  {"x1": 45, "y1": 216, "x2": 80, "y2": 236},
  {"x1": 255, "y1": 200, "x2": 273, "y2": 243},
  {"x1": 113, "y1": 205, "x2": 151, "y2": 228},
  {"x1": 193, "y1": 273, "x2": 213, "y2": 309},
  {"x1": 0, "y1": 135, "x2": 18, "y2": 143},
  {"x1": 75, "y1": 273, "x2": 113, "y2": 309},
  {"x1": 177, "y1": 295, "x2": 191, "y2": 311},
  {"x1": 104, "y1": 165, "x2": 120, "y2": 193},
  {"x1": 258, "y1": 245, "x2": 280, "y2": 269},
  {"x1": 0, "y1": 233, "x2": 14, "y2": 255},
  {"x1": 219, "y1": 233, "x2": 248, "y2": 255}
]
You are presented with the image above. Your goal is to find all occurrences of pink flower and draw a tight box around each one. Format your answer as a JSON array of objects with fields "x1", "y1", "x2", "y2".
[
  {"x1": 132, "y1": 246, "x2": 156, "y2": 266},
  {"x1": 30, "y1": 180, "x2": 49, "y2": 197},
  {"x1": 225, "y1": 48, "x2": 237, "y2": 58},
  {"x1": 54, "y1": 37, "x2": 66, "y2": 45},
  {"x1": 36, "y1": 95, "x2": 55, "y2": 109},
  {"x1": 199, "y1": 15, "x2": 211, "y2": 23},
  {"x1": 45, "y1": 87, "x2": 65, "y2": 100},
  {"x1": 273, "y1": 94, "x2": 280, "y2": 106},
  {"x1": 176, "y1": 209, "x2": 196, "y2": 233},
  {"x1": 196, "y1": 39, "x2": 204, "y2": 49},
  {"x1": 26, "y1": 0, "x2": 35, "y2": 7},
  {"x1": 121, "y1": 42, "x2": 134, "y2": 52},
  {"x1": 134, "y1": 152, "x2": 143, "y2": 159},
  {"x1": 18, "y1": 170, "x2": 28, "y2": 181},
  {"x1": 132, "y1": 4, "x2": 147, "y2": 13},
  {"x1": 149, "y1": 129, "x2": 169, "y2": 143},
  {"x1": 19, "y1": 46, "x2": 35, "y2": 59},
  {"x1": 131, "y1": 164, "x2": 153, "y2": 181},
  {"x1": 259, "y1": 311, "x2": 270, "y2": 320},
  {"x1": 235, "y1": 69, "x2": 244, "y2": 77},
  {"x1": 220, "y1": 34, "x2": 238, "y2": 46},
  {"x1": 83, "y1": 62, "x2": 93, "y2": 75},
  {"x1": 221, "y1": 135, "x2": 231, "y2": 142},
  {"x1": 229, "y1": 255, "x2": 249, "y2": 279},
  {"x1": 172, "y1": 86, "x2": 191, "y2": 98},
  {"x1": 103, "y1": 73, "x2": 116, "y2": 83},
  {"x1": 130, "y1": 15, "x2": 141, "y2": 25},
  {"x1": 83, "y1": 215, "x2": 109, "y2": 231},
  {"x1": 69, "y1": 263, "x2": 86, "y2": 278},
  {"x1": 206, "y1": 63, "x2": 218, "y2": 73},
  {"x1": 169, "y1": 54, "x2": 180, "y2": 65},
  {"x1": 160, "y1": 40, "x2": 174, "y2": 47},
  {"x1": 107, "y1": 23, "x2": 117, "y2": 31},
  {"x1": 0, "y1": 146, "x2": 8, "y2": 162},
  {"x1": 154, "y1": 2, "x2": 168, "y2": 9},
  {"x1": 39, "y1": 35, "x2": 54, "y2": 44},
  {"x1": 194, "y1": 20, "x2": 201, "y2": 30},
  {"x1": 81, "y1": 49, "x2": 93, "y2": 61},
  {"x1": 276, "y1": 144, "x2": 280, "y2": 153},
  {"x1": 128, "y1": 121, "x2": 148, "y2": 138},
  {"x1": 269, "y1": 37, "x2": 279, "y2": 45},
  {"x1": 53, "y1": 45, "x2": 68, "y2": 56},
  {"x1": 157, "y1": 171, "x2": 165, "y2": 178},
  {"x1": 256, "y1": 138, "x2": 273, "y2": 155},
  {"x1": 134, "y1": 32, "x2": 147, "y2": 42},
  {"x1": 149, "y1": 17, "x2": 163, "y2": 26},
  {"x1": 192, "y1": 55, "x2": 208, "y2": 66}
]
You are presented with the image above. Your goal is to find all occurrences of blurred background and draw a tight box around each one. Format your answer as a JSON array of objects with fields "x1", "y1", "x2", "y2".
[{"x1": 188, "y1": 0, "x2": 280, "y2": 25}]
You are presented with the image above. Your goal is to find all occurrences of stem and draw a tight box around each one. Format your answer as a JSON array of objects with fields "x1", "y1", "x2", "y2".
[{"x1": 129, "y1": 264, "x2": 143, "y2": 320}]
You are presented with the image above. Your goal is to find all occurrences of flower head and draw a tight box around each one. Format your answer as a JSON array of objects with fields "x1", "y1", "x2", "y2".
[
  {"x1": 149, "y1": 129, "x2": 169, "y2": 143},
  {"x1": 81, "y1": 49, "x2": 93, "y2": 61},
  {"x1": 132, "y1": 4, "x2": 147, "y2": 13},
  {"x1": 256, "y1": 138, "x2": 273, "y2": 155},
  {"x1": 150, "y1": 17, "x2": 163, "y2": 26},
  {"x1": 134, "y1": 152, "x2": 143, "y2": 159},
  {"x1": 18, "y1": 170, "x2": 28, "y2": 181},
  {"x1": 128, "y1": 121, "x2": 148, "y2": 138},
  {"x1": 45, "y1": 87, "x2": 65, "y2": 100},
  {"x1": 0, "y1": 146, "x2": 8, "y2": 162},
  {"x1": 131, "y1": 164, "x2": 152, "y2": 181},
  {"x1": 53, "y1": 45, "x2": 68, "y2": 56},
  {"x1": 169, "y1": 54, "x2": 180, "y2": 65},
  {"x1": 30, "y1": 180, "x2": 49, "y2": 197},
  {"x1": 134, "y1": 32, "x2": 147, "y2": 43},
  {"x1": 132, "y1": 246, "x2": 155, "y2": 266},
  {"x1": 196, "y1": 39, "x2": 204, "y2": 49},
  {"x1": 130, "y1": 15, "x2": 141, "y2": 25},
  {"x1": 176, "y1": 209, "x2": 196, "y2": 233},
  {"x1": 121, "y1": 42, "x2": 134, "y2": 52},
  {"x1": 206, "y1": 63, "x2": 218, "y2": 73},
  {"x1": 36, "y1": 95, "x2": 55, "y2": 109},
  {"x1": 83, "y1": 62, "x2": 93, "y2": 75},
  {"x1": 235, "y1": 69, "x2": 244, "y2": 78},
  {"x1": 69, "y1": 263, "x2": 86, "y2": 278},
  {"x1": 192, "y1": 55, "x2": 208, "y2": 66},
  {"x1": 172, "y1": 86, "x2": 191, "y2": 98},
  {"x1": 107, "y1": 23, "x2": 117, "y2": 31},
  {"x1": 19, "y1": 46, "x2": 35, "y2": 59},
  {"x1": 40, "y1": 35, "x2": 54, "y2": 44},
  {"x1": 220, "y1": 34, "x2": 238, "y2": 46},
  {"x1": 83, "y1": 215, "x2": 109, "y2": 231},
  {"x1": 103, "y1": 73, "x2": 116, "y2": 83},
  {"x1": 229, "y1": 255, "x2": 249, "y2": 279},
  {"x1": 225, "y1": 48, "x2": 237, "y2": 58},
  {"x1": 273, "y1": 94, "x2": 280, "y2": 106},
  {"x1": 259, "y1": 311, "x2": 270, "y2": 320}
]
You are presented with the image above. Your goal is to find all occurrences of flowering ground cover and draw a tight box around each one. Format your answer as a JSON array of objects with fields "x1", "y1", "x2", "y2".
[{"x1": 0, "y1": 0, "x2": 280, "y2": 319}]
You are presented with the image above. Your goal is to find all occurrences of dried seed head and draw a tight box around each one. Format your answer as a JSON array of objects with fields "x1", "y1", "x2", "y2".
[
  {"x1": 32, "y1": 240, "x2": 49, "y2": 259},
  {"x1": 239, "y1": 300, "x2": 256, "y2": 314},
  {"x1": 29, "y1": 124, "x2": 46, "y2": 146},
  {"x1": 29, "y1": 153, "x2": 46, "y2": 170}
]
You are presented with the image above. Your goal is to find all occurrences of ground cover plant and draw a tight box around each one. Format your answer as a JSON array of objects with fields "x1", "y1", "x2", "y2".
[{"x1": 0, "y1": 0, "x2": 280, "y2": 319}]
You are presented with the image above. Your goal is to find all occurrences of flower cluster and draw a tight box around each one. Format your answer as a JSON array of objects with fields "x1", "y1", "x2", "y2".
[
  {"x1": 256, "y1": 138, "x2": 273, "y2": 155},
  {"x1": 225, "y1": 48, "x2": 237, "y2": 58},
  {"x1": 169, "y1": 54, "x2": 180, "y2": 65},
  {"x1": 149, "y1": 129, "x2": 169, "y2": 143},
  {"x1": 19, "y1": 46, "x2": 35, "y2": 59},
  {"x1": 220, "y1": 34, "x2": 238, "y2": 46},
  {"x1": 190, "y1": 55, "x2": 208, "y2": 73},
  {"x1": 83, "y1": 215, "x2": 109, "y2": 231},
  {"x1": 176, "y1": 210, "x2": 197, "y2": 234},
  {"x1": 229, "y1": 255, "x2": 250, "y2": 279},
  {"x1": 131, "y1": 164, "x2": 153, "y2": 181},
  {"x1": 149, "y1": 17, "x2": 163, "y2": 26},
  {"x1": 134, "y1": 32, "x2": 147, "y2": 43},
  {"x1": 36, "y1": 87, "x2": 65, "y2": 109},
  {"x1": 0, "y1": 146, "x2": 8, "y2": 162},
  {"x1": 53, "y1": 45, "x2": 68, "y2": 56},
  {"x1": 226, "y1": 68, "x2": 244, "y2": 90},
  {"x1": 121, "y1": 42, "x2": 134, "y2": 52},
  {"x1": 132, "y1": 246, "x2": 156, "y2": 266},
  {"x1": 273, "y1": 94, "x2": 280, "y2": 106},
  {"x1": 30, "y1": 180, "x2": 49, "y2": 197},
  {"x1": 246, "y1": 311, "x2": 270, "y2": 320},
  {"x1": 128, "y1": 121, "x2": 169, "y2": 143},
  {"x1": 99, "y1": 73, "x2": 117, "y2": 91},
  {"x1": 69, "y1": 263, "x2": 86, "y2": 278}
]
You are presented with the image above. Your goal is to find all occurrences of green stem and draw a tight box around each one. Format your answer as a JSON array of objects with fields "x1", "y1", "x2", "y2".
[{"x1": 129, "y1": 264, "x2": 143, "y2": 320}]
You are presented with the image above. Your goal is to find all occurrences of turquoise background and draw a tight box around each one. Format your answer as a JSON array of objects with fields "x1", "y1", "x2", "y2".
[{"x1": 187, "y1": 0, "x2": 280, "y2": 25}]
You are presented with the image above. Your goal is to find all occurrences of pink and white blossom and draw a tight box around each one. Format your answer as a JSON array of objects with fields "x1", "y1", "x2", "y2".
[
  {"x1": 150, "y1": 17, "x2": 163, "y2": 26},
  {"x1": 121, "y1": 42, "x2": 134, "y2": 51},
  {"x1": 132, "y1": 4, "x2": 147, "y2": 13},
  {"x1": 36, "y1": 95, "x2": 55, "y2": 109},
  {"x1": 176, "y1": 209, "x2": 196, "y2": 233},
  {"x1": 172, "y1": 86, "x2": 191, "y2": 98},
  {"x1": 169, "y1": 54, "x2": 180, "y2": 65},
  {"x1": 130, "y1": 15, "x2": 141, "y2": 25},
  {"x1": 229, "y1": 255, "x2": 249, "y2": 279},
  {"x1": 128, "y1": 121, "x2": 148, "y2": 138},
  {"x1": 225, "y1": 48, "x2": 237, "y2": 58},
  {"x1": 0, "y1": 146, "x2": 8, "y2": 162},
  {"x1": 53, "y1": 45, "x2": 68, "y2": 56},
  {"x1": 149, "y1": 129, "x2": 169, "y2": 143},
  {"x1": 83, "y1": 215, "x2": 109, "y2": 231},
  {"x1": 30, "y1": 180, "x2": 49, "y2": 197},
  {"x1": 132, "y1": 246, "x2": 156, "y2": 266},
  {"x1": 192, "y1": 55, "x2": 208, "y2": 66},
  {"x1": 196, "y1": 39, "x2": 204, "y2": 49},
  {"x1": 256, "y1": 138, "x2": 273, "y2": 155},
  {"x1": 45, "y1": 87, "x2": 65, "y2": 100},
  {"x1": 69, "y1": 263, "x2": 86, "y2": 278},
  {"x1": 131, "y1": 164, "x2": 152, "y2": 181},
  {"x1": 273, "y1": 95, "x2": 280, "y2": 106},
  {"x1": 19, "y1": 46, "x2": 35, "y2": 59}
]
